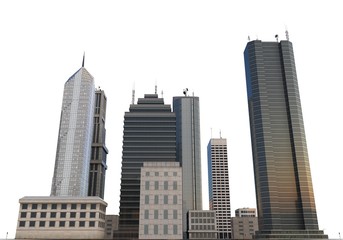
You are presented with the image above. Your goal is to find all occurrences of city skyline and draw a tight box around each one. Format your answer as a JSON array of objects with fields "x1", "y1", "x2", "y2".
[{"x1": 1, "y1": 1, "x2": 342, "y2": 239}]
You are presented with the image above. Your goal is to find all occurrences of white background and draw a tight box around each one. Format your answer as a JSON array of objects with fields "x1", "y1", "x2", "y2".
[{"x1": 0, "y1": 1, "x2": 342, "y2": 239}]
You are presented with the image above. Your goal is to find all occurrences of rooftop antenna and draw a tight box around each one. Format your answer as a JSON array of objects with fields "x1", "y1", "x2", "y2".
[
  {"x1": 219, "y1": 129, "x2": 222, "y2": 139},
  {"x1": 132, "y1": 83, "x2": 135, "y2": 105},
  {"x1": 275, "y1": 34, "x2": 279, "y2": 42},
  {"x1": 155, "y1": 82, "x2": 157, "y2": 94},
  {"x1": 161, "y1": 90, "x2": 164, "y2": 98},
  {"x1": 285, "y1": 29, "x2": 290, "y2": 41},
  {"x1": 82, "y1": 52, "x2": 85, "y2": 67},
  {"x1": 248, "y1": 36, "x2": 250, "y2": 41},
  {"x1": 183, "y1": 88, "x2": 188, "y2": 96}
]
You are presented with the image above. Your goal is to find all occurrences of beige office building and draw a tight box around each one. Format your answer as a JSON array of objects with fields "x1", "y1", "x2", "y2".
[{"x1": 231, "y1": 208, "x2": 258, "y2": 239}]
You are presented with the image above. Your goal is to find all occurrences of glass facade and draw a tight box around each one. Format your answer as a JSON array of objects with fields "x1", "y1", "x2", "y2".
[
  {"x1": 51, "y1": 67, "x2": 95, "y2": 197},
  {"x1": 244, "y1": 40, "x2": 327, "y2": 239}
]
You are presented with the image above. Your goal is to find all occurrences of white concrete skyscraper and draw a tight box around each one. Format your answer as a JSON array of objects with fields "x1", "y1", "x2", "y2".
[
  {"x1": 51, "y1": 60, "x2": 95, "y2": 197},
  {"x1": 207, "y1": 137, "x2": 231, "y2": 239}
]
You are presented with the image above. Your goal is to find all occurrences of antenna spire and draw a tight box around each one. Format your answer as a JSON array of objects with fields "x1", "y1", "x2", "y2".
[
  {"x1": 285, "y1": 29, "x2": 289, "y2": 41},
  {"x1": 82, "y1": 52, "x2": 85, "y2": 67},
  {"x1": 132, "y1": 82, "x2": 135, "y2": 105}
]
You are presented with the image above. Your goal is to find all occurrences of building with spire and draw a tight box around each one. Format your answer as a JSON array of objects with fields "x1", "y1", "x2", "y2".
[
  {"x1": 244, "y1": 38, "x2": 327, "y2": 239},
  {"x1": 207, "y1": 137, "x2": 231, "y2": 239},
  {"x1": 173, "y1": 94, "x2": 203, "y2": 238},
  {"x1": 115, "y1": 92, "x2": 177, "y2": 239}
]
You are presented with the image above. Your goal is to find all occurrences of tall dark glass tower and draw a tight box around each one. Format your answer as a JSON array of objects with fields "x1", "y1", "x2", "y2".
[
  {"x1": 173, "y1": 95, "x2": 202, "y2": 238},
  {"x1": 244, "y1": 39, "x2": 327, "y2": 239},
  {"x1": 116, "y1": 93, "x2": 177, "y2": 239},
  {"x1": 88, "y1": 89, "x2": 108, "y2": 199}
]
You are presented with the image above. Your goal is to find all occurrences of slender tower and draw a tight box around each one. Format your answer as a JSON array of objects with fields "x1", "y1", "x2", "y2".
[
  {"x1": 244, "y1": 39, "x2": 327, "y2": 239},
  {"x1": 51, "y1": 56, "x2": 95, "y2": 197},
  {"x1": 173, "y1": 94, "x2": 202, "y2": 238},
  {"x1": 115, "y1": 93, "x2": 177, "y2": 239},
  {"x1": 207, "y1": 137, "x2": 231, "y2": 239}
]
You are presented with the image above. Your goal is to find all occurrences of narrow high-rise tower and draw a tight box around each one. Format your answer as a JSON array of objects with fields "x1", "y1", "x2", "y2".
[
  {"x1": 51, "y1": 62, "x2": 95, "y2": 197},
  {"x1": 173, "y1": 95, "x2": 202, "y2": 238},
  {"x1": 88, "y1": 89, "x2": 108, "y2": 199},
  {"x1": 207, "y1": 138, "x2": 231, "y2": 239},
  {"x1": 116, "y1": 93, "x2": 177, "y2": 239},
  {"x1": 244, "y1": 39, "x2": 327, "y2": 239}
]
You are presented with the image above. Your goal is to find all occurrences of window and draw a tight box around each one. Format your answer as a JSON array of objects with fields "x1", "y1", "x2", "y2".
[
  {"x1": 19, "y1": 221, "x2": 25, "y2": 227},
  {"x1": 164, "y1": 225, "x2": 168, "y2": 234},
  {"x1": 164, "y1": 181, "x2": 168, "y2": 190},
  {"x1": 145, "y1": 195, "x2": 149, "y2": 204},
  {"x1": 164, "y1": 172, "x2": 168, "y2": 176},
  {"x1": 154, "y1": 210, "x2": 158, "y2": 219},
  {"x1": 69, "y1": 221, "x2": 75, "y2": 227},
  {"x1": 50, "y1": 212, "x2": 56, "y2": 218},
  {"x1": 39, "y1": 221, "x2": 45, "y2": 227},
  {"x1": 30, "y1": 212, "x2": 37, "y2": 218},
  {"x1": 79, "y1": 221, "x2": 85, "y2": 227},
  {"x1": 144, "y1": 210, "x2": 149, "y2": 219},
  {"x1": 81, "y1": 204, "x2": 87, "y2": 209},
  {"x1": 89, "y1": 221, "x2": 95, "y2": 227},
  {"x1": 61, "y1": 204, "x2": 67, "y2": 209},
  {"x1": 164, "y1": 210, "x2": 168, "y2": 219},
  {"x1": 22, "y1": 204, "x2": 28, "y2": 210},
  {"x1": 154, "y1": 195, "x2": 159, "y2": 204},
  {"x1": 173, "y1": 195, "x2": 177, "y2": 204},
  {"x1": 40, "y1": 212, "x2": 46, "y2": 218},
  {"x1": 29, "y1": 221, "x2": 35, "y2": 227},
  {"x1": 91, "y1": 204, "x2": 96, "y2": 209},
  {"x1": 173, "y1": 172, "x2": 177, "y2": 177},
  {"x1": 59, "y1": 221, "x2": 65, "y2": 227},
  {"x1": 71, "y1": 204, "x2": 77, "y2": 209},
  {"x1": 41, "y1": 204, "x2": 47, "y2": 210},
  {"x1": 20, "y1": 212, "x2": 27, "y2": 218},
  {"x1": 144, "y1": 225, "x2": 149, "y2": 234},
  {"x1": 154, "y1": 225, "x2": 158, "y2": 234},
  {"x1": 51, "y1": 204, "x2": 57, "y2": 209},
  {"x1": 154, "y1": 181, "x2": 159, "y2": 190},
  {"x1": 173, "y1": 225, "x2": 178, "y2": 234},
  {"x1": 49, "y1": 221, "x2": 55, "y2": 227},
  {"x1": 60, "y1": 212, "x2": 66, "y2": 218},
  {"x1": 146, "y1": 171, "x2": 150, "y2": 176},
  {"x1": 164, "y1": 195, "x2": 168, "y2": 204},
  {"x1": 70, "y1": 212, "x2": 76, "y2": 218},
  {"x1": 90, "y1": 212, "x2": 96, "y2": 218},
  {"x1": 173, "y1": 210, "x2": 177, "y2": 219},
  {"x1": 32, "y1": 204, "x2": 38, "y2": 209},
  {"x1": 145, "y1": 181, "x2": 149, "y2": 190},
  {"x1": 155, "y1": 172, "x2": 159, "y2": 176},
  {"x1": 173, "y1": 181, "x2": 177, "y2": 190}
]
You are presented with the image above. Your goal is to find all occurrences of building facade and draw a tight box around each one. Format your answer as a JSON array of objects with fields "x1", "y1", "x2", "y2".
[
  {"x1": 207, "y1": 138, "x2": 231, "y2": 239},
  {"x1": 173, "y1": 96, "x2": 202, "y2": 238},
  {"x1": 232, "y1": 208, "x2": 258, "y2": 240},
  {"x1": 15, "y1": 196, "x2": 107, "y2": 239},
  {"x1": 116, "y1": 93, "x2": 177, "y2": 239},
  {"x1": 187, "y1": 210, "x2": 217, "y2": 239},
  {"x1": 138, "y1": 162, "x2": 183, "y2": 240},
  {"x1": 51, "y1": 66, "x2": 95, "y2": 197},
  {"x1": 244, "y1": 39, "x2": 327, "y2": 239},
  {"x1": 88, "y1": 89, "x2": 108, "y2": 199}
]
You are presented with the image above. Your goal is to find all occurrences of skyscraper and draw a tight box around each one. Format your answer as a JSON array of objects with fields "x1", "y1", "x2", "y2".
[
  {"x1": 173, "y1": 95, "x2": 202, "y2": 238},
  {"x1": 244, "y1": 39, "x2": 327, "y2": 239},
  {"x1": 51, "y1": 62, "x2": 95, "y2": 197},
  {"x1": 207, "y1": 138, "x2": 231, "y2": 239},
  {"x1": 88, "y1": 89, "x2": 108, "y2": 199},
  {"x1": 116, "y1": 93, "x2": 177, "y2": 239}
]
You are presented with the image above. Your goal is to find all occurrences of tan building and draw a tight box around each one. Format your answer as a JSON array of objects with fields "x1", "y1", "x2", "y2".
[
  {"x1": 231, "y1": 208, "x2": 258, "y2": 239},
  {"x1": 105, "y1": 214, "x2": 118, "y2": 239},
  {"x1": 188, "y1": 210, "x2": 217, "y2": 239},
  {"x1": 15, "y1": 196, "x2": 107, "y2": 239}
]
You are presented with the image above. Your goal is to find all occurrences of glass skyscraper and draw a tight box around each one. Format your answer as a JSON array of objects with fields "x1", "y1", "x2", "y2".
[
  {"x1": 207, "y1": 138, "x2": 231, "y2": 239},
  {"x1": 173, "y1": 96, "x2": 202, "y2": 238},
  {"x1": 116, "y1": 93, "x2": 177, "y2": 239},
  {"x1": 51, "y1": 66, "x2": 95, "y2": 197},
  {"x1": 244, "y1": 39, "x2": 327, "y2": 239}
]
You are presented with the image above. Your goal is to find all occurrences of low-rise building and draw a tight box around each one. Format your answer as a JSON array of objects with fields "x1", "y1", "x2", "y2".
[
  {"x1": 231, "y1": 208, "x2": 258, "y2": 239},
  {"x1": 188, "y1": 210, "x2": 217, "y2": 239}
]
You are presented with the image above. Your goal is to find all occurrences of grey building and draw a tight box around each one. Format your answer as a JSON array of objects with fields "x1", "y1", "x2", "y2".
[
  {"x1": 115, "y1": 93, "x2": 177, "y2": 239},
  {"x1": 244, "y1": 39, "x2": 327, "y2": 239},
  {"x1": 187, "y1": 210, "x2": 217, "y2": 239},
  {"x1": 232, "y1": 208, "x2": 258, "y2": 239},
  {"x1": 105, "y1": 215, "x2": 119, "y2": 239},
  {"x1": 173, "y1": 95, "x2": 202, "y2": 238},
  {"x1": 207, "y1": 138, "x2": 231, "y2": 239},
  {"x1": 88, "y1": 89, "x2": 108, "y2": 199},
  {"x1": 51, "y1": 63, "x2": 95, "y2": 197},
  {"x1": 139, "y1": 162, "x2": 183, "y2": 240}
]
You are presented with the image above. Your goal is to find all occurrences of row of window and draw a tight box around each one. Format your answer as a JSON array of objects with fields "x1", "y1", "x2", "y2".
[
  {"x1": 21, "y1": 203, "x2": 98, "y2": 210},
  {"x1": 144, "y1": 195, "x2": 178, "y2": 205},
  {"x1": 20, "y1": 211, "x2": 97, "y2": 219},
  {"x1": 190, "y1": 218, "x2": 215, "y2": 224},
  {"x1": 190, "y1": 224, "x2": 215, "y2": 230},
  {"x1": 143, "y1": 209, "x2": 178, "y2": 220},
  {"x1": 143, "y1": 224, "x2": 178, "y2": 235},
  {"x1": 144, "y1": 181, "x2": 178, "y2": 190},
  {"x1": 145, "y1": 171, "x2": 178, "y2": 177},
  {"x1": 18, "y1": 220, "x2": 104, "y2": 228}
]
